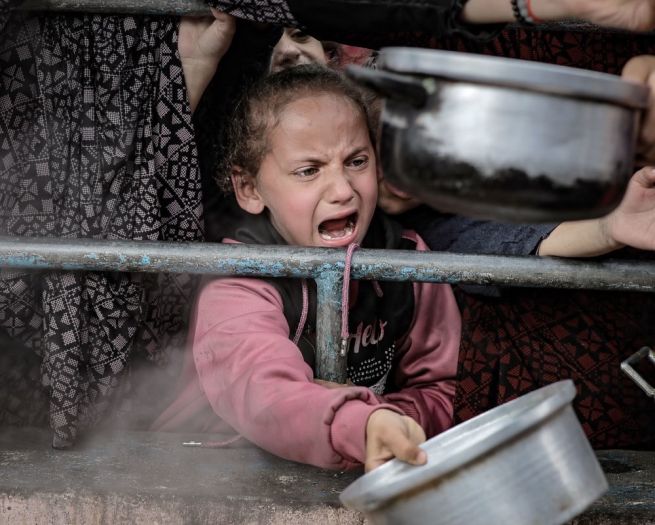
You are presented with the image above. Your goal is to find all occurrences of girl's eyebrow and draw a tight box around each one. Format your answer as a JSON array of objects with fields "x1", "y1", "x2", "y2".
[
  {"x1": 346, "y1": 146, "x2": 369, "y2": 158},
  {"x1": 290, "y1": 144, "x2": 371, "y2": 164}
]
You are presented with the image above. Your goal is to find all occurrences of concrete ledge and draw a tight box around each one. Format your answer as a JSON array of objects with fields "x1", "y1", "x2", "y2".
[
  {"x1": 0, "y1": 427, "x2": 361, "y2": 524},
  {"x1": 572, "y1": 450, "x2": 655, "y2": 525},
  {"x1": 0, "y1": 427, "x2": 653, "y2": 524}
]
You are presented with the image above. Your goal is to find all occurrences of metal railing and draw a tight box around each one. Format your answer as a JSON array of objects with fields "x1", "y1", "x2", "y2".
[
  {"x1": 1, "y1": 235, "x2": 654, "y2": 382},
  {"x1": 18, "y1": 0, "x2": 210, "y2": 15}
]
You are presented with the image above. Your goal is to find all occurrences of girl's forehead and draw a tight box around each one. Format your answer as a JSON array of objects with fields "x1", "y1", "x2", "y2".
[
  {"x1": 272, "y1": 93, "x2": 365, "y2": 131},
  {"x1": 281, "y1": 92, "x2": 357, "y2": 114}
]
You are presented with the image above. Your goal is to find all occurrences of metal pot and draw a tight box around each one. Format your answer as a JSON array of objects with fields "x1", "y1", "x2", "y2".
[
  {"x1": 347, "y1": 49, "x2": 648, "y2": 222},
  {"x1": 340, "y1": 380, "x2": 608, "y2": 525}
]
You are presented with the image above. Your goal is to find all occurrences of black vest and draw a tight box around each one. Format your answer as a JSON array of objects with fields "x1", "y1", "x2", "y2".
[{"x1": 217, "y1": 200, "x2": 415, "y2": 394}]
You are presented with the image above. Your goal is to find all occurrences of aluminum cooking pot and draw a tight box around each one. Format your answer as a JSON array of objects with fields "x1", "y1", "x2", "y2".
[
  {"x1": 347, "y1": 48, "x2": 649, "y2": 222},
  {"x1": 340, "y1": 380, "x2": 608, "y2": 525}
]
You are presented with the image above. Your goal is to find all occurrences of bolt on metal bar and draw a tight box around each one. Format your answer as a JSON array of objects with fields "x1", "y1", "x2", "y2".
[
  {"x1": 1, "y1": 235, "x2": 654, "y2": 382},
  {"x1": 17, "y1": 0, "x2": 210, "y2": 15}
]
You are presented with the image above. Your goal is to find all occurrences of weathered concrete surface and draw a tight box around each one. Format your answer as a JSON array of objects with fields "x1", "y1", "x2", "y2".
[
  {"x1": 0, "y1": 427, "x2": 362, "y2": 524},
  {"x1": 0, "y1": 426, "x2": 653, "y2": 524},
  {"x1": 571, "y1": 450, "x2": 655, "y2": 525}
]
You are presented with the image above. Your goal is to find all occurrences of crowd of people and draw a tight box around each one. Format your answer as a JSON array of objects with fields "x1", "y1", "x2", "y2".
[{"x1": 1, "y1": 0, "x2": 655, "y2": 466}]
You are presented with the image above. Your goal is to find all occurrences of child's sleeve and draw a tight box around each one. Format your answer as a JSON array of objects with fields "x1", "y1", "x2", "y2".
[
  {"x1": 379, "y1": 233, "x2": 461, "y2": 438},
  {"x1": 192, "y1": 277, "x2": 402, "y2": 470}
]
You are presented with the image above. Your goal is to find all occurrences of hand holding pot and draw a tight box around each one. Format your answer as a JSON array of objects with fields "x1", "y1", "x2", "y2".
[
  {"x1": 539, "y1": 167, "x2": 655, "y2": 256},
  {"x1": 365, "y1": 409, "x2": 427, "y2": 472},
  {"x1": 600, "y1": 166, "x2": 655, "y2": 251}
]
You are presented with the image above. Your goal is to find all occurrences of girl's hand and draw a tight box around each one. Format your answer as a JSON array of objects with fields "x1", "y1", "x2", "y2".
[
  {"x1": 365, "y1": 409, "x2": 427, "y2": 472},
  {"x1": 179, "y1": 9, "x2": 236, "y2": 112},
  {"x1": 600, "y1": 167, "x2": 655, "y2": 251},
  {"x1": 622, "y1": 55, "x2": 655, "y2": 164}
]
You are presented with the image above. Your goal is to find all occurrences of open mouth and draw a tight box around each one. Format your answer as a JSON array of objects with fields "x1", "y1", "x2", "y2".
[{"x1": 318, "y1": 212, "x2": 358, "y2": 241}]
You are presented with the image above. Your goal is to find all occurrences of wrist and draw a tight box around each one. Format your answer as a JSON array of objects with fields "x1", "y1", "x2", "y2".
[
  {"x1": 526, "y1": 0, "x2": 579, "y2": 21},
  {"x1": 597, "y1": 216, "x2": 626, "y2": 253},
  {"x1": 181, "y1": 60, "x2": 218, "y2": 113}
]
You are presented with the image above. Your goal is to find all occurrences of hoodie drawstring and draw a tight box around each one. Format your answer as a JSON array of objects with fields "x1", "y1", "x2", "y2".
[
  {"x1": 295, "y1": 243, "x2": 377, "y2": 360},
  {"x1": 292, "y1": 279, "x2": 309, "y2": 346}
]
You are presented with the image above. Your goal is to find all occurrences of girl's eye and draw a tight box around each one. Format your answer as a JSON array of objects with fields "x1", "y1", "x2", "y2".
[
  {"x1": 294, "y1": 167, "x2": 319, "y2": 178},
  {"x1": 290, "y1": 30, "x2": 311, "y2": 43},
  {"x1": 348, "y1": 156, "x2": 369, "y2": 169}
]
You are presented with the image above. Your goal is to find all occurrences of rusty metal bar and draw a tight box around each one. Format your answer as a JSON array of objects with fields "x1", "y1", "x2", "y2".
[
  {"x1": 15, "y1": 0, "x2": 627, "y2": 35},
  {"x1": 17, "y1": 0, "x2": 210, "y2": 15},
  {"x1": 1, "y1": 236, "x2": 654, "y2": 291},
  {"x1": 315, "y1": 270, "x2": 347, "y2": 383},
  {"x1": 1, "y1": 235, "x2": 654, "y2": 382}
]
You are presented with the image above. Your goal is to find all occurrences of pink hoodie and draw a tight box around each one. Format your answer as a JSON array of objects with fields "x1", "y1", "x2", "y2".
[{"x1": 153, "y1": 233, "x2": 461, "y2": 470}]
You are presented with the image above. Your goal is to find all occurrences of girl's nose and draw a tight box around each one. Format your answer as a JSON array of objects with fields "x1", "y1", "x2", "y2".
[
  {"x1": 276, "y1": 35, "x2": 302, "y2": 66},
  {"x1": 326, "y1": 170, "x2": 355, "y2": 203}
]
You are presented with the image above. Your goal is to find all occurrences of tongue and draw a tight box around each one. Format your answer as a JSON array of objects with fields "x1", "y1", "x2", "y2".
[{"x1": 320, "y1": 217, "x2": 349, "y2": 233}]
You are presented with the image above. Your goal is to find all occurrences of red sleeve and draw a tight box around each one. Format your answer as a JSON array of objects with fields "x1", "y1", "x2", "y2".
[
  {"x1": 192, "y1": 277, "x2": 401, "y2": 470},
  {"x1": 379, "y1": 232, "x2": 461, "y2": 438}
]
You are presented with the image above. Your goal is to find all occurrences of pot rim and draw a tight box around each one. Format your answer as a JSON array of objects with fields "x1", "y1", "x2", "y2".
[
  {"x1": 340, "y1": 380, "x2": 577, "y2": 512},
  {"x1": 377, "y1": 48, "x2": 648, "y2": 109}
]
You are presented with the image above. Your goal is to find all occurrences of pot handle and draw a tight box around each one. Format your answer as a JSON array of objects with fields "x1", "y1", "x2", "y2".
[
  {"x1": 345, "y1": 65, "x2": 429, "y2": 108},
  {"x1": 621, "y1": 346, "x2": 655, "y2": 398}
]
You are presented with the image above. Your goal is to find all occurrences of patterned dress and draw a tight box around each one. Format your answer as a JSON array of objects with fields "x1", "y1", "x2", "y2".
[{"x1": 0, "y1": 1, "x2": 201, "y2": 447}]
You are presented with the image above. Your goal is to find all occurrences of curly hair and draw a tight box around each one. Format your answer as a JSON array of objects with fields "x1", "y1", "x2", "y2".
[{"x1": 217, "y1": 64, "x2": 377, "y2": 192}]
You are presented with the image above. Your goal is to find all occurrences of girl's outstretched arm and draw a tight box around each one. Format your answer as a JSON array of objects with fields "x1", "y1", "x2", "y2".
[
  {"x1": 191, "y1": 276, "x2": 407, "y2": 470},
  {"x1": 538, "y1": 167, "x2": 655, "y2": 257}
]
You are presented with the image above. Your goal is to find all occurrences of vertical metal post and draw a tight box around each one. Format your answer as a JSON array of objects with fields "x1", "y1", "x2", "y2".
[{"x1": 314, "y1": 270, "x2": 348, "y2": 383}]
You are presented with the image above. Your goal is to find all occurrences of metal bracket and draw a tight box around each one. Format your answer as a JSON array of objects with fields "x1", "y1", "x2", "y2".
[{"x1": 621, "y1": 346, "x2": 655, "y2": 398}]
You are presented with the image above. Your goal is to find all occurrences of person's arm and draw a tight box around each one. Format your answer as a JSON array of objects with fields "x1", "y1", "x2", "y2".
[
  {"x1": 538, "y1": 167, "x2": 655, "y2": 256},
  {"x1": 193, "y1": 276, "x2": 425, "y2": 470},
  {"x1": 397, "y1": 206, "x2": 556, "y2": 256},
  {"x1": 378, "y1": 233, "x2": 461, "y2": 438},
  {"x1": 208, "y1": 0, "x2": 655, "y2": 49},
  {"x1": 178, "y1": 9, "x2": 236, "y2": 113}
]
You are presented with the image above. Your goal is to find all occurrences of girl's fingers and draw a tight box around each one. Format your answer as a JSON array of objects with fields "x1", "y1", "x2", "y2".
[{"x1": 632, "y1": 166, "x2": 655, "y2": 188}]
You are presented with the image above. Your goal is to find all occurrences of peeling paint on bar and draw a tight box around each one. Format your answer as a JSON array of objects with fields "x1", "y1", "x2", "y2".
[
  {"x1": 315, "y1": 271, "x2": 347, "y2": 383},
  {"x1": 0, "y1": 236, "x2": 653, "y2": 381}
]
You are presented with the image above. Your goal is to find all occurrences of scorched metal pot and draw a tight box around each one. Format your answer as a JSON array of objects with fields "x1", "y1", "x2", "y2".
[
  {"x1": 340, "y1": 380, "x2": 608, "y2": 525},
  {"x1": 347, "y1": 48, "x2": 648, "y2": 221}
]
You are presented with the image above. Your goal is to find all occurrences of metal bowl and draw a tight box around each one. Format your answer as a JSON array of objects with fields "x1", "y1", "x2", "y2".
[
  {"x1": 340, "y1": 380, "x2": 608, "y2": 525},
  {"x1": 347, "y1": 49, "x2": 648, "y2": 222}
]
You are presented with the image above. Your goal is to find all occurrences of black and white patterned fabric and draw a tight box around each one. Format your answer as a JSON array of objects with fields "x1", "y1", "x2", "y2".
[
  {"x1": 211, "y1": 0, "x2": 297, "y2": 26},
  {"x1": 0, "y1": 5, "x2": 201, "y2": 447}
]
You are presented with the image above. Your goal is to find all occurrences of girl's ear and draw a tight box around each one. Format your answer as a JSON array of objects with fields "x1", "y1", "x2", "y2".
[{"x1": 231, "y1": 168, "x2": 265, "y2": 214}]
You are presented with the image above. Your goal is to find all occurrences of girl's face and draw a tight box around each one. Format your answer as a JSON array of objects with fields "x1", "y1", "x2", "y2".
[
  {"x1": 269, "y1": 28, "x2": 327, "y2": 73},
  {"x1": 235, "y1": 94, "x2": 378, "y2": 248}
]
